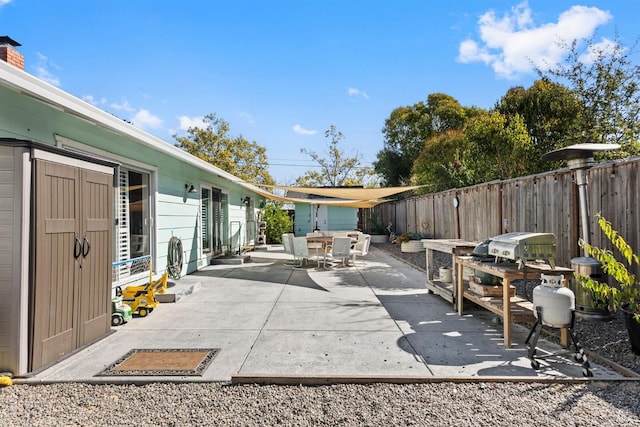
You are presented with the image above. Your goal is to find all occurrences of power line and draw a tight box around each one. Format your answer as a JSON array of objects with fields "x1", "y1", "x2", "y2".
[{"x1": 268, "y1": 163, "x2": 374, "y2": 168}]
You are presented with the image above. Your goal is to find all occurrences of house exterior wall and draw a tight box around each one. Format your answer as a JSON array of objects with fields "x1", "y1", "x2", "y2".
[
  {"x1": 294, "y1": 203, "x2": 313, "y2": 235},
  {"x1": 0, "y1": 68, "x2": 265, "y2": 283},
  {"x1": 327, "y1": 206, "x2": 358, "y2": 231},
  {"x1": 294, "y1": 203, "x2": 358, "y2": 235},
  {"x1": 0, "y1": 56, "x2": 268, "y2": 377}
]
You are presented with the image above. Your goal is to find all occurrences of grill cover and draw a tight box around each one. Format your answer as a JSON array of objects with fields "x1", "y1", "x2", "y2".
[{"x1": 488, "y1": 232, "x2": 556, "y2": 267}]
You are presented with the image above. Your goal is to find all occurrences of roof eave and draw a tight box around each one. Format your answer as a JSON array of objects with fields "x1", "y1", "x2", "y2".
[{"x1": 0, "y1": 61, "x2": 264, "y2": 193}]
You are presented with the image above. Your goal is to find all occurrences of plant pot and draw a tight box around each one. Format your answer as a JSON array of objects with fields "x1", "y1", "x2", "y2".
[
  {"x1": 622, "y1": 306, "x2": 640, "y2": 355},
  {"x1": 369, "y1": 234, "x2": 388, "y2": 244},
  {"x1": 400, "y1": 241, "x2": 425, "y2": 253},
  {"x1": 439, "y1": 267, "x2": 452, "y2": 283}
]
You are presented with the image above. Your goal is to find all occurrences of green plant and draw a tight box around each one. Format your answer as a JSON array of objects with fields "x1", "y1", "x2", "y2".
[
  {"x1": 369, "y1": 212, "x2": 386, "y2": 234},
  {"x1": 396, "y1": 232, "x2": 413, "y2": 243},
  {"x1": 577, "y1": 214, "x2": 639, "y2": 322},
  {"x1": 261, "y1": 201, "x2": 292, "y2": 244}
]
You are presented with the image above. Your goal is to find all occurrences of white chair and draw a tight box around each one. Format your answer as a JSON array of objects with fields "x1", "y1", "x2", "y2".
[
  {"x1": 306, "y1": 232, "x2": 324, "y2": 266},
  {"x1": 282, "y1": 233, "x2": 296, "y2": 265},
  {"x1": 328, "y1": 237, "x2": 352, "y2": 267},
  {"x1": 351, "y1": 234, "x2": 370, "y2": 264},
  {"x1": 291, "y1": 236, "x2": 310, "y2": 268}
]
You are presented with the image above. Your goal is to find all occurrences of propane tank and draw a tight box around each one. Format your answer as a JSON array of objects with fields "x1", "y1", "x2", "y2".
[{"x1": 532, "y1": 274, "x2": 575, "y2": 328}]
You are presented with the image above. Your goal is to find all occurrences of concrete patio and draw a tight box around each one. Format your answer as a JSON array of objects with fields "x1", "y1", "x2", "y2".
[{"x1": 17, "y1": 245, "x2": 624, "y2": 384}]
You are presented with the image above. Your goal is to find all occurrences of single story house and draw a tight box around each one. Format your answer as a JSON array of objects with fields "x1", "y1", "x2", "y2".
[{"x1": 0, "y1": 37, "x2": 267, "y2": 375}]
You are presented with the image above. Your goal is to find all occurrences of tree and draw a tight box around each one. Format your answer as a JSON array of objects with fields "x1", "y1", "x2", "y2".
[
  {"x1": 375, "y1": 102, "x2": 431, "y2": 186},
  {"x1": 261, "y1": 201, "x2": 292, "y2": 244},
  {"x1": 295, "y1": 125, "x2": 377, "y2": 187},
  {"x1": 464, "y1": 111, "x2": 534, "y2": 182},
  {"x1": 174, "y1": 113, "x2": 275, "y2": 185},
  {"x1": 496, "y1": 79, "x2": 583, "y2": 171},
  {"x1": 539, "y1": 35, "x2": 640, "y2": 157},
  {"x1": 374, "y1": 94, "x2": 471, "y2": 186},
  {"x1": 411, "y1": 129, "x2": 472, "y2": 192}
]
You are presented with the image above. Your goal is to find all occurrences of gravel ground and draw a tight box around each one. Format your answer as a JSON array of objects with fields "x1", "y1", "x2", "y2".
[
  {"x1": 375, "y1": 242, "x2": 640, "y2": 376},
  {"x1": 1, "y1": 382, "x2": 640, "y2": 425},
  {"x1": 1, "y1": 243, "x2": 639, "y2": 426}
]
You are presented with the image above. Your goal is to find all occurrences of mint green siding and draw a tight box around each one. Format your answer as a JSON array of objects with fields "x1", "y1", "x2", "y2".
[
  {"x1": 294, "y1": 203, "x2": 314, "y2": 235},
  {"x1": 327, "y1": 206, "x2": 358, "y2": 230},
  {"x1": 294, "y1": 203, "x2": 357, "y2": 235},
  {"x1": 0, "y1": 82, "x2": 264, "y2": 278}
]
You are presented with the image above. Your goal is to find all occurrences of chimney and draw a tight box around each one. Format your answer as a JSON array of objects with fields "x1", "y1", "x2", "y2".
[{"x1": 0, "y1": 36, "x2": 24, "y2": 70}]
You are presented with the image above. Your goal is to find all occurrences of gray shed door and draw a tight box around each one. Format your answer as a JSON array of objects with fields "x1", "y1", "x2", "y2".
[{"x1": 30, "y1": 159, "x2": 113, "y2": 371}]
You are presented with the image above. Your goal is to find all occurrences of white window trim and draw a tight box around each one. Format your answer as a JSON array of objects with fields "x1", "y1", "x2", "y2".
[{"x1": 199, "y1": 181, "x2": 229, "y2": 261}]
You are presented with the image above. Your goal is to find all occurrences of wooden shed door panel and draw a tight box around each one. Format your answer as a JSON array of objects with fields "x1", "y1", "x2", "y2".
[
  {"x1": 31, "y1": 161, "x2": 113, "y2": 371},
  {"x1": 31, "y1": 161, "x2": 80, "y2": 370},
  {"x1": 78, "y1": 169, "x2": 113, "y2": 346}
]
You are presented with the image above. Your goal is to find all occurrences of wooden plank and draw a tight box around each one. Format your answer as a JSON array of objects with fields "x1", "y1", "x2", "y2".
[{"x1": 468, "y1": 280, "x2": 515, "y2": 297}]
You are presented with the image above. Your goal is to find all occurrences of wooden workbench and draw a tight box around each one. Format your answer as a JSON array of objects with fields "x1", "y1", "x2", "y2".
[
  {"x1": 455, "y1": 256, "x2": 573, "y2": 348},
  {"x1": 421, "y1": 239, "x2": 478, "y2": 305}
]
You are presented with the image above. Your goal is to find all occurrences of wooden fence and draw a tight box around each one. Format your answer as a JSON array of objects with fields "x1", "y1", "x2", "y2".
[{"x1": 366, "y1": 156, "x2": 640, "y2": 269}]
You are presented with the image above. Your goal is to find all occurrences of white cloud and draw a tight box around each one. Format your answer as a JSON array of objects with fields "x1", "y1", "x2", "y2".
[
  {"x1": 178, "y1": 115, "x2": 207, "y2": 130},
  {"x1": 458, "y1": 2, "x2": 612, "y2": 79},
  {"x1": 293, "y1": 124, "x2": 317, "y2": 135},
  {"x1": 34, "y1": 52, "x2": 61, "y2": 87},
  {"x1": 238, "y1": 111, "x2": 255, "y2": 125},
  {"x1": 0, "y1": 0, "x2": 12, "y2": 7},
  {"x1": 347, "y1": 87, "x2": 369, "y2": 99},
  {"x1": 579, "y1": 37, "x2": 621, "y2": 64},
  {"x1": 132, "y1": 109, "x2": 163, "y2": 130},
  {"x1": 109, "y1": 99, "x2": 135, "y2": 112},
  {"x1": 82, "y1": 95, "x2": 107, "y2": 106}
]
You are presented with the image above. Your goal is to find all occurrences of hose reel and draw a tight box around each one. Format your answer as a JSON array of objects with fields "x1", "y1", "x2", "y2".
[{"x1": 167, "y1": 236, "x2": 183, "y2": 279}]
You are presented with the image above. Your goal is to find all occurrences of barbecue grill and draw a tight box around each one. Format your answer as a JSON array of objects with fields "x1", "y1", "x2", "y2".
[{"x1": 487, "y1": 232, "x2": 557, "y2": 268}]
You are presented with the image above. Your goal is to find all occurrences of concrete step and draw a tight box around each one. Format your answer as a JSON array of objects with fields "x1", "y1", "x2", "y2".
[
  {"x1": 210, "y1": 255, "x2": 251, "y2": 265},
  {"x1": 155, "y1": 279, "x2": 202, "y2": 303}
]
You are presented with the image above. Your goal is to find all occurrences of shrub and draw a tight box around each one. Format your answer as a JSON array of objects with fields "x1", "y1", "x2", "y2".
[
  {"x1": 261, "y1": 201, "x2": 292, "y2": 244},
  {"x1": 577, "y1": 214, "x2": 639, "y2": 322}
]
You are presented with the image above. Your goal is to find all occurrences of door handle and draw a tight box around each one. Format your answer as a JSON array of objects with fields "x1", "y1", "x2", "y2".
[
  {"x1": 82, "y1": 237, "x2": 91, "y2": 257},
  {"x1": 74, "y1": 237, "x2": 82, "y2": 259}
]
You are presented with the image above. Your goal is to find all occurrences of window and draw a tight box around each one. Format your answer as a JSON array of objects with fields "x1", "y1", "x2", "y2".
[
  {"x1": 201, "y1": 186, "x2": 223, "y2": 256},
  {"x1": 114, "y1": 168, "x2": 152, "y2": 282}
]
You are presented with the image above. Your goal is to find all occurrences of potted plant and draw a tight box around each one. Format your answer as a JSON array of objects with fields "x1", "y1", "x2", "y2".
[
  {"x1": 368, "y1": 212, "x2": 390, "y2": 244},
  {"x1": 396, "y1": 232, "x2": 424, "y2": 253},
  {"x1": 576, "y1": 214, "x2": 640, "y2": 355}
]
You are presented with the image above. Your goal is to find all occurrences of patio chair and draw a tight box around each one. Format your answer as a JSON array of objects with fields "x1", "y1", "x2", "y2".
[
  {"x1": 351, "y1": 234, "x2": 370, "y2": 264},
  {"x1": 328, "y1": 236, "x2": 352, "y2": 267},
  {"x1": 291, "y1": 236, "x2": 310, "y2": 268},
  {"x1": 282, "y1": 233, "x2": 296, "y2": 265},
  {"x1": 306, "y1": 232, "x2": 324, "y2": 266}
]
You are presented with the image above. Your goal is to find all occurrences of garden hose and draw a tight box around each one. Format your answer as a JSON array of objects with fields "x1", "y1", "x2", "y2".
[{"x1": 167, "y1": 236, "x2": 183, "y2": 279}]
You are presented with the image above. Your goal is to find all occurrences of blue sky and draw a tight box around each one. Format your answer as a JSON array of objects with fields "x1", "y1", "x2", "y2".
[{"x1": 1, "y1": 1, "x2": 638, "y2": 185}]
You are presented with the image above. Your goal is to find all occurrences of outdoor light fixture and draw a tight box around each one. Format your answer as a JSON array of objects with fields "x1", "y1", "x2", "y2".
[
  {"x1": 185, "y1": 183, "x2": 197, "y2": 193},
  {"x1": 241, "y1": 196, "x2": 251, "y2": 205}
]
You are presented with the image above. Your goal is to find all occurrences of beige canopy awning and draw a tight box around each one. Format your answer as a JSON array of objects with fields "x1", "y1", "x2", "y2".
[
  {"x1": 256, "y1": 184, "x2": 423, "y2": 199},
  {"x1": 240, "y1": 184, "x2": 423, "y2": 208}
]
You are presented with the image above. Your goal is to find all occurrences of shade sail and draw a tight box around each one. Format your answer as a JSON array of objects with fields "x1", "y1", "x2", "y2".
[
  {"x1": 254, "y1": 184, "x2": 423, "y2": 200},
  {"x1": 235, "y1": 182, "x2": 421, "y2": 208}
]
